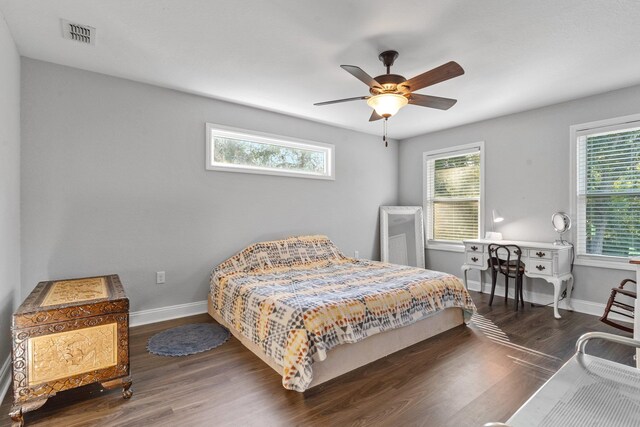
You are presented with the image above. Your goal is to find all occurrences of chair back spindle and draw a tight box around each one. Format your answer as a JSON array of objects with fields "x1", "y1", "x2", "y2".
[
  {"x1": 600, "y1": 278, "x2": 636, "y2": 333},
  {"x1": 487, "y1": 244, "x2": 525, "y2": 310}
]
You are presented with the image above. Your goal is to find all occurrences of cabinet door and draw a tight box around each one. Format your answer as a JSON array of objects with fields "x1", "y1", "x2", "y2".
[
  {"x1": 529, "y1": 249, "x2": 552, "y2": 260},
  {"x1": 527, "y1": 260, "x2": 552, "y2": 276},
  {"x1": 465, "y1": 253, "x2": 484, "y2": 266},
  {"x1": 465, "y1": 244, "x2": 483, "y2": 253}
]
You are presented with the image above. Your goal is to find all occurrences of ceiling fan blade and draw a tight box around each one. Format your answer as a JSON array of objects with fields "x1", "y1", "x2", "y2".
[
  {"x1": 369, "y1": 110, "x2": 383, "y2": 122},
  {"x1": 400, "y1": 61, "x2": 464, "y2": 92},
  {"x1": 341, "y1": 65, "x2": 383, "y2": 89},
  {"x1": 408, "y1": 94, "x2": 458, "y2": 110},
  {"x1": 314, "y1": 96, "x2": 369, "y2": 106}
]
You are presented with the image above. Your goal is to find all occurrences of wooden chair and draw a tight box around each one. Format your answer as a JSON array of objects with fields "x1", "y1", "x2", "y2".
[
  {"x1": 488, "y1": 244, "x2": 525, "y2": 311},
  {"x1": 600, "y1": 278, "x2": 636, "y2": 333}
]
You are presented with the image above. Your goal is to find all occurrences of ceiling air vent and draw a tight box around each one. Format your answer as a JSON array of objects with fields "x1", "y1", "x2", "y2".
[{"x1": 61, "y1": 19, "x2": 95, "y2": 45}]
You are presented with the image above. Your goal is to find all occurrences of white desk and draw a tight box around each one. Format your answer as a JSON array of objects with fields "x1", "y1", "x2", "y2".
[{"x1": 461, "y1": 239, "x2": 574, "y2": 319}]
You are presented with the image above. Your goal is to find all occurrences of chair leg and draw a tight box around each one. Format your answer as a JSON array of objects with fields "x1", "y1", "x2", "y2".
[
  {"x1": 504, "y1": 274, "x2": 509, "y2": 303},
  {"x1": 514, "y1": 275, "x2": 519, "y2": 311},
  {"x1": 489, "y1": 270, "x2": 497, "y2": 306},
  {"x1": 520, "y1": 275, "x2": 525, "y2": 307},
  {"x1": 514, "y1": 274, "x2": 524, "y2": 311}
]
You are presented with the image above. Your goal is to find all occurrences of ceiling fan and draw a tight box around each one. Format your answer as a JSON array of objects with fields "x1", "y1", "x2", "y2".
[{"x1": 314, "y1": 50, "x2": 464, "y2": 145}]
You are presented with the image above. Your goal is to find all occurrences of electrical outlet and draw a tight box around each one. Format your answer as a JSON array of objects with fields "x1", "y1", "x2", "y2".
[
  {"x1": 156, "y1": 271, "x2": 165, "y2": 284},
  {"x1": 354, "y1": 250, "x2": 360, "y2": 259}
]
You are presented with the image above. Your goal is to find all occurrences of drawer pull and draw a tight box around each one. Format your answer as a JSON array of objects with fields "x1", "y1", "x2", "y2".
[
  {"x1": 536, "y1": 265, "x2": 546, "y2": 271},
  {"x1": 536, "y1": 251, "x2": 546, "y2": 258},
  {"x1": 471, "y1": 257, "x2": 479, "y2": 262},
  {"x1": 515, "y1": 249, "x2": 521, "y2": 256},
  {"x1": 470, "y1": 246, "x2": 478, "y2": 251}
]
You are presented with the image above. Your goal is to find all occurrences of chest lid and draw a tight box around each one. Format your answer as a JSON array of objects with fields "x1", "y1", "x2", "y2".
[{"x1": 13, "y1": 274, "x2": 129, "y2": 329}]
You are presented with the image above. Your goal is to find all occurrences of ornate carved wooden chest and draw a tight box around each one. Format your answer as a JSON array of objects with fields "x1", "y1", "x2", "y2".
[{"x1": 10, "y1": 275, "x2": 132, "y2": 426}]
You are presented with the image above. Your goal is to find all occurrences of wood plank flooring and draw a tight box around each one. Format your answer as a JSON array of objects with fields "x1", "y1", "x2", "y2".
[{"x1": 1, "y1": 291, "x2": 634, "y2": 426}]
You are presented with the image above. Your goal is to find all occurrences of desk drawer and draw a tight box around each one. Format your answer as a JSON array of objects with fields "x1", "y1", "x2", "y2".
[
  {"x1": 527, "y1": 260, "x2": 552, "y2": 276},
  {"x1": 465, "y1": 253, "x2": 484, "y2": 266},
  {"x1": 529, "y1": 249, "x2": 552, "y2": 260},
  {"x1": 465, "y1": 244, "x2": 483, "y2": 253}
]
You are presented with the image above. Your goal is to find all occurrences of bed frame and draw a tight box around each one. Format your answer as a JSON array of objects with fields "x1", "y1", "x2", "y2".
[{"x1": 208, "y1": 295, "x2": 464, "y2": 390}]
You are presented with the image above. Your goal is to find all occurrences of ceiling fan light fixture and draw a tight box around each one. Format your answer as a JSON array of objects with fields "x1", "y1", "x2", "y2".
[{"x1": 366, "y1": 94, "x2": 408, "y2": 118}]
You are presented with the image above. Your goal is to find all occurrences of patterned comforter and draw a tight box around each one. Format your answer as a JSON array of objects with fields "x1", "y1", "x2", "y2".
[{"x1": 210, "y1": 235, "x2": 476, "y2": 391}]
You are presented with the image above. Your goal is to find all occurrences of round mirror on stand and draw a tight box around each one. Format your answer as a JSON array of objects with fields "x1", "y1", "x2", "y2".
[{"x1": 551, "y1": 212, "x2": 572, "y2": 245}]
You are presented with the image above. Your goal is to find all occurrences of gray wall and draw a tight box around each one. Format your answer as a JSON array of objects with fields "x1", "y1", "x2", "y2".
[
  {"x1": 399, "y1": 84, "x2": 640, "y2": 305},
  {"x1": 19, "y1": 55, "x2": 640, "y2": 314},
  {"x1": 21, "y1": 58, "x2": 398, "y2": 312},
  {"x1": 0, "y1": 14, "x2": 20, "y2": 367}
]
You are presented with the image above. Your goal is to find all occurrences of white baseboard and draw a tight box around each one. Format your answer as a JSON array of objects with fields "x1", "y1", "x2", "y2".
[
  {"x1": 129, "y1": 300, "x2": 208, "y2": 327},
  {"x1": 467, "y1": 280, "x2": 631, "y2": 324},
  {"x1": 0, "y1": 356, "x2": 11, "y2": 405}
]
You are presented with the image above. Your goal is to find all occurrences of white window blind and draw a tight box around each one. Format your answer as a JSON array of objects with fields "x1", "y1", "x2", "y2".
[
  {"x1": 576, "y1": 123, "x2": 640, "y2": 259},
  {"x1": 424, "y1": 144, "x2": 483, "y2": 243}
]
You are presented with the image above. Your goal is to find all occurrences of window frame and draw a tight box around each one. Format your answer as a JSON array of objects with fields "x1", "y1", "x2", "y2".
[
  {"x1": 422, "y1": 141, "x2": 485, "y2": 252},
  {"x1": 205, "y1": 123, "x2": 335, "y2": 180},
  {"x1": 570, "y1": 113, "x2": 640, "y2": 271}
]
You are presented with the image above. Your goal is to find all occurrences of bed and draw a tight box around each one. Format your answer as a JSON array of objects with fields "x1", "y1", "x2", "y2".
[{"x1": 208, "y1": 235, "x2": 476, "y2": 392}]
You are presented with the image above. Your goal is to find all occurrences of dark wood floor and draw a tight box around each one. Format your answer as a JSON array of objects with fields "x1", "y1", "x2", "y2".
[{"x1": 1, "y1": 291, "x2": 634, "y2": 427}]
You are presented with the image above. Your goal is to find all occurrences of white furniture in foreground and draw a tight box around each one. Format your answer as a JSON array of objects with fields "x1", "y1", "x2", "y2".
[
  {"x1": 632, "y1": 258, "x2": 640, "y2": 368},
  {"x1": 462, "y1": 239, "x2": 574, "y2": 319},
  {"x1": 503, "y1": 332, "x2": 640, "y2": 427}
]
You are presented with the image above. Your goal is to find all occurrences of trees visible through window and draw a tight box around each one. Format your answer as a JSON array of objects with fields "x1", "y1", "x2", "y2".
[
  {"x1": 213, "y1": 137, "x2": 326, "y2": 175},
  {"x1": 206, "y1": 124, "x2": 334, "y2": 180},
  {"x1": 576, "y1": 122, "x2": 640, "y2": 259}
]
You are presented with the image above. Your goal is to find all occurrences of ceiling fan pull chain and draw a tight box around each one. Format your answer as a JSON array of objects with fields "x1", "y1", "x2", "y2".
[{"x1": 383, "y1": 118, "x2": 388, "y2": 147}]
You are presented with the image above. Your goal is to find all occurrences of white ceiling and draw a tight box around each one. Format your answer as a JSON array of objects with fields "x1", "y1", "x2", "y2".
[{"x1": 1, "y1": 0, "x2": 640, "y2": 140}]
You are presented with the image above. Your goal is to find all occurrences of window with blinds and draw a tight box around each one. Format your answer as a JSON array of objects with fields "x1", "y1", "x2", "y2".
[
  {"x1": 576, "y1": 122, "x2": 640, "y2": 259},
  {"x1": 424, "y1": 143, "x2": 483, "y2": 244}
]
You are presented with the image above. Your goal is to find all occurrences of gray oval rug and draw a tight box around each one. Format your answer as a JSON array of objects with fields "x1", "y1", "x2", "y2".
[{"x1": 147, "y1": 323, "x2": 230, "y2": 357}]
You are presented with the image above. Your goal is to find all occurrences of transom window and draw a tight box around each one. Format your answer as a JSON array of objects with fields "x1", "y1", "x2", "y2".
[
  {"x1": 423, "y1": 142, "x2": 484, "y2": 248},
  {"x1": 573, "y1": 115, "x2": 640, "y2": 262},
  {"x1": 206, "y1": 123, "x2": 335, "y2": 180}
]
